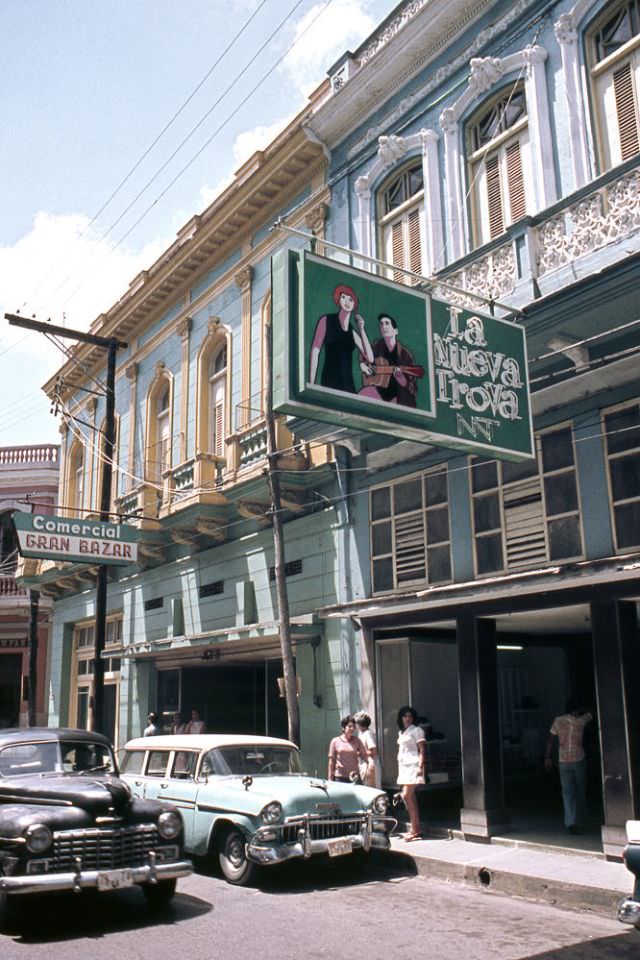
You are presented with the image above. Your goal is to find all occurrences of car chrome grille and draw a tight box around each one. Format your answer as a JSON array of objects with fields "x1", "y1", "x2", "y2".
[
  {"x1": 52, "y1": 825, "x2": 159, "y2": 871},
  {"x1": 281, "y1": 814, "x2": 363, "y2": 844}
]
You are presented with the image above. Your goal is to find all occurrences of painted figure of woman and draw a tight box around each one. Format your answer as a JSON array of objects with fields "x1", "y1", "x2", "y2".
[{"x1": 309, "y1": 284, "x2": 374, "y2": 393}]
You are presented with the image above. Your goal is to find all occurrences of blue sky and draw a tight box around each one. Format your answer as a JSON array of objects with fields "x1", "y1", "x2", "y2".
[{"x1": 1, "y1": 0, "x2": 398, "y2": 446}]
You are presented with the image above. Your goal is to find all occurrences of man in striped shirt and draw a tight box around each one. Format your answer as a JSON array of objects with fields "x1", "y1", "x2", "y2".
[{"x1": 545, "y1": 699, "x2": 593, "y2": 834}]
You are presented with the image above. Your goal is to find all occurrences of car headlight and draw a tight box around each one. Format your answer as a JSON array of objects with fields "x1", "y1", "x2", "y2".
[
  {"x1": 371, "y1": 793, "x2": 388, "y2": 815},
  {"x1": 24, "y1": 824, "x2": 53, "y2": 854},
  {"x1": 260, "y1": 801, "x2": 283, "y2": 824},
  {"x1": 157, "y1": 811, "x2": 182, "y2": 840}
]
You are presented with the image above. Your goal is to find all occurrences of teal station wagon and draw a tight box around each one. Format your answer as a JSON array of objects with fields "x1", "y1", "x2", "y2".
[{"x1": 121, "y1": 734, "x2": 395, "y2": 885}]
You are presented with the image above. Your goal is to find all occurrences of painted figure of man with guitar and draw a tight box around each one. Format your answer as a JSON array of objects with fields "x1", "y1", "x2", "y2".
[{"x1": 359, "y1": 314, "x2": 424, "y2": 407}]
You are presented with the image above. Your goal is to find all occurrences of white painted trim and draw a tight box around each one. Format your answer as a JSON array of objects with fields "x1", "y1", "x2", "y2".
[
  {"x1": 439, "y1": 46, "x2": 556, "y2": 259},
  {"x1": 354, "y1": 129, "x2": 444, "y2": 275},
  {"x1": 555, "y1": 12, "x2": 592, "y2": 187}
]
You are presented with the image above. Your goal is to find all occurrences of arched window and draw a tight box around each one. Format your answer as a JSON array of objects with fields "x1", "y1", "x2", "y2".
[
  {"x1": 589, "y1": 0, "x2": 640, "y2": 170},
  {"x1": 378, "y1": 161, "x2": 423, "y2": 283},
  {"x1": 68, "y1": 439, "x2": 85, "y2": 514},
  {"x1": 466, "y1": 83, "x2": 530, "y2": 245},
  {"x1": 208, "y1": 344, "x2": 227, "y2": 457},
  {"x1": 146, "y1": 377, "x2": 172, "y2": 485}
]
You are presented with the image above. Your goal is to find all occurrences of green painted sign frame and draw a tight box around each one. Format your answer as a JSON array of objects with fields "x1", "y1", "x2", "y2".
[
  {"x1": 13, "y1": 512, "x2": 138, "y2": 566},
  {"x1": 272, "y1": 249, "x2": 534, "y2": 461}
]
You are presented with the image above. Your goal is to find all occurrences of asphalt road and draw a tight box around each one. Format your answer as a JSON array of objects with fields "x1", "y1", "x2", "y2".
[{"x1": 1, "y1": 852, "x2": 637, "y2": 960}]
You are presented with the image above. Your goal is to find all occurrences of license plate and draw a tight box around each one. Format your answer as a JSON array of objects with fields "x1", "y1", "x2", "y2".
[
  {"x1": 97, "y1": 869, "x2": 135, "y2": 891},
  {"x1": 327, "y1": 837, "x2": 353, "y2": 858}
]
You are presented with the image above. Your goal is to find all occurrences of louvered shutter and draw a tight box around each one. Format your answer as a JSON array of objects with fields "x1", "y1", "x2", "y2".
[
  {"x1": 503, "y1": 477, "x2": 547, "y2": 567},
  {"x1": 394, "y1": 512, "x2": 426, "y2": 584},
  {"x1": 213, "y1": 401, "x2": 225, "y2": 457},
  {"x1": 407, "y1": 207, "x2": 422, "y2": 278},
  {"x1": 505, "y1": 140, "x2": 526, "y2": 223},
  {"x1": 485, "y1": 153, "x2": 504, "y2": 239},
  {"x1": 391, "y1": 220, "x2": 405, "y2": 283},
  {"x1": 613, "y1": 62, "x2": 640, "y2": 162}
]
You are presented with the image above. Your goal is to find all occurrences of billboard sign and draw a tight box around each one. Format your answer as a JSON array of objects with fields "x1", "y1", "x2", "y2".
[
  {"x1": 13, "y1": 513, "x2": 138, "y2": 566},
  {"x1": 272, "y1": 249, "x2": 533, "y2": 460}
]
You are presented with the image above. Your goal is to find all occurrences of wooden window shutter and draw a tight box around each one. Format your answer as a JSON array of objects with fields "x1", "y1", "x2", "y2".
[
  {"x1": 485, "y1": 153, "x2": 504, "y2": 239},
  {"x1": 394, "y1": 512, "x2": 426, "y2": 584},
  {"x1": 213, "y1": 401, "x2": 225, "y2": 457},
  {"x1": 391, "y1": 220, "x2": 405, "y2": 283},
  {"x1": 407, "y1": 208, "x2": 422, "y2": 278},
  {"x1": 613, "y1": 62, "x2": 640, "y2": 162},
  {"x1": 503, "y1": 477, "x2": 546, "y2": 568},
  {"x1": 505, "y1": 140, "x2": 526, "y2": 223}
]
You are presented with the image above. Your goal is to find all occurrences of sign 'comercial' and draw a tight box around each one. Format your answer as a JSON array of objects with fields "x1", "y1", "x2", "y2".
[
  {"x1": 13, "y1": 513, "x2": 138, "y2": 566},
  {"x1": 271, "y1": 249, "x2": 534, "y2": 461}
]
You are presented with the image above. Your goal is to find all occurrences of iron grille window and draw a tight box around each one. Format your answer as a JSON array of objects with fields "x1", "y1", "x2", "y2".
[
  {"x1": 199, "y1": 580, "x2": 224, "y2": 598},
  {"x1": 269, "y1": 559, "x2": 303, "y2": 581},
  {"x1": 144, "y1": 597, "x2": 164, "y2": 611},
  {"x1": 603, "y1": 399, "x2": 640, "y2": 549},
  {"x1": 470, "y1": 424, "x2": 583, "y2": 576},
  {"x1": 369, "y1": 467, "x2": 451, "y2": 594}
]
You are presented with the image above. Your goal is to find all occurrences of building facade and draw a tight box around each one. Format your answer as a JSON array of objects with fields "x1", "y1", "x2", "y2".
[
  {"x1": 0, "y1": 444, "x2": 59, "y2": 727},
  {"x1": 290, "y1": 0, "x2": 640, "y2": 857}
]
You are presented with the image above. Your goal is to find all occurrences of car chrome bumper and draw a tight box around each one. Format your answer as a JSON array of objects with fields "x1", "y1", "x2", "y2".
[
  {"x1": 0, "y1": 855, "x2": 193, "y2": 896},
  {"x1": 617, "y1": 896, "x2": 640, "y2": 927},
  {"x1": 247, "y1": 813, "x2": 396, "y2": 866}
]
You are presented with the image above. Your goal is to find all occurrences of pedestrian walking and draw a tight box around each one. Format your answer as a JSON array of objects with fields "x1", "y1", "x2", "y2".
[
  {"x1": 143, "y1": 712, "x2": 160, "y2": 737},
  {"x1": 327, "y1": 715, "x2": 367, "y2": 783},
  {"x1": 545, "y1": 699, "x2": 593, "y2": 833},
  {"x1": 397, "y1": 705, "x2": 426, "y2": 841},
  {"x1": 354, "y1": 711, "x2": 381, "y2": 787}
]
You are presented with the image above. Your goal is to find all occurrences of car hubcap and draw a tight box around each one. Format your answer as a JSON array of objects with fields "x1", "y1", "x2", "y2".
[{"x1": 229, "y1": 835, "x2": 245, "y2": 868}]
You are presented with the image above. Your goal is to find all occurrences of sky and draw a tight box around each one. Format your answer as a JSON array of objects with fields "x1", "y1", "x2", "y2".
[{"x1": 0, "y1": 0, "x2": 399, "y2": 447}]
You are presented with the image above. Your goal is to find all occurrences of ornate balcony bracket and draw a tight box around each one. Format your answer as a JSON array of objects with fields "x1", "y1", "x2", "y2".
[{"x1": 237, "y1": 499, "x2": 272, "y2": 524}]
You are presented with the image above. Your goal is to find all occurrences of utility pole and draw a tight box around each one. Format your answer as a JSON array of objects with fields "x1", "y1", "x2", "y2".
[
  {"x1": 263, "y1": 311, "x2": 300, "y2": 747},
  {"x1": 28, "y1": 587, "x2": 39, "y2": 726},
  {"x1": 6, "y1": 313, "x2": 127, "y2": 736}
]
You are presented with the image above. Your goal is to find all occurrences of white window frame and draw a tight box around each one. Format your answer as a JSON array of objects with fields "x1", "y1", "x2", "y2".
[
  {"x1": 378, "y1": 161, "x2": 425, "y2": 283},
  {"x1": 602, "y1": 397, "x2": 640, "y2": 552},
  {"x1": 208, "y1": 344, "x2": 227, "y2": 457}
]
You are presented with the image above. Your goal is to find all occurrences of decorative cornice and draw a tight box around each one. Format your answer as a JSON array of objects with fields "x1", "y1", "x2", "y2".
[
  {"x1": 468, "y1": 56, "x2": 504, "y2": 94},
  {"x1": 357, "y1": 0, "x2": 430, "y2": 68},
  {"x1": 234, "y1": 266, "x2": 253, "y2": 291}
]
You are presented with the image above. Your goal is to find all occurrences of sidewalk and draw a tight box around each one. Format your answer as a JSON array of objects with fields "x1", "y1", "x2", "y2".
[{"x1": 389, "y1": 831, "x2": 631, "y2": 918}]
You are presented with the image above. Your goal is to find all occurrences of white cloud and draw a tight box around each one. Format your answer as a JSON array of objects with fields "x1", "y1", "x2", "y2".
[
  {"x1": 0, "y1": 211, "x2": 168, "y2": 445},
  {"x1": 281, "y1": 0, "x2": 374, "y2": 98},
  {"x1": 232, "y1": 114, "x2": 298, "y2": 167}
]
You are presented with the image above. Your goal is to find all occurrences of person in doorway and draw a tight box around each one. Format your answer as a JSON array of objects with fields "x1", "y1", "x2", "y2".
[
  {"x1": 327, "y1": 715, "x2": 367, "y2": 783},
  {"x1": 397, "y1": 705, "x2": 426, "y2": 841},
  {"x1": 186, "y1": 709, "x2": 206, "y2": 734},
  {"x1": 354, "y1": 711, "x2": 381, "y2": 788},
  {"x1": 170, "y1": 712, "x2": 185, "y2": 735},
  {"x1": 143, "y1": 712, "x2": 161, "y2": 737},
  {"x1": 545, "y1": 698, "x2": 593, "y2": 834}
]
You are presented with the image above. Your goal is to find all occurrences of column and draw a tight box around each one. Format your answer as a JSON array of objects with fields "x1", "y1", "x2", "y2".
[
  {"x1": 419, "y1": 129, "x2": 444, "y2": 274},
  {"x1": 440, "y1": 108, "x2": 465, "y2": 262},
  {"x1": 591, "y1": 599, "x2": 640, "y2": 858},
  {"x1": 457, "y1": 613, "x2": 508, "y2": 837},
  {"x1": 124, "y1": 361, "x2": 138, "y2": 492},
  {"x1": 176, "y1": 317, "x2": 192, "y2": 463},
  {"x1": 235, "y1": 266, "x2": 253, "y2": 429},
  {"x1": 555, "y1": 12, "x2": 591, "y2": 189}
]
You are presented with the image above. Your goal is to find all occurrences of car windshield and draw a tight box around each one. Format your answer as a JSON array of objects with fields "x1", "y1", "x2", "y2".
[
  {"x1": 201, "y1": 745, "x2": 302, "y2": 777},
  {"x1": 0, "y1": 740, "x2": 117, "y2": 777}
]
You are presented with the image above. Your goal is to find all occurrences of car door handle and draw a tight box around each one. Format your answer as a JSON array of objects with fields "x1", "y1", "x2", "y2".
[
  {"x1": 160, "y1": 782, "x2": 169, "y2": 789},
  {"x1": 134, "y1": 780, "x2": 143, "y2": 786}
]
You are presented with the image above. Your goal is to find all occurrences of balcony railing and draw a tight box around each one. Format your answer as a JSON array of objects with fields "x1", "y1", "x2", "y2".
[
  {"x1": 0, "y1": 576, "x2": 27, "y2": 598},
  {"x1": 0, "y1": 444, "x2": 59, "y2": 465}
]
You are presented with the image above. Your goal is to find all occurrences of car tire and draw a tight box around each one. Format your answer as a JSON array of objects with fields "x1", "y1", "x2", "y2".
[
  {"x1": 218, "y1": 828, "x2": 258, "y2": 886},
  {"x1": 142, "y1": 878, "x2": 177, "y2": 908}
]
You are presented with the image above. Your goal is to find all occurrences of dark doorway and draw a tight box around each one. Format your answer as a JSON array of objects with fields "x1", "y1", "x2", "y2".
[
  {"x1": 181, "y1": 660, "x2": 289, "y2": 739},
  {"x1": 0, "y1": 654, "x2": 22, "y2": 728}
]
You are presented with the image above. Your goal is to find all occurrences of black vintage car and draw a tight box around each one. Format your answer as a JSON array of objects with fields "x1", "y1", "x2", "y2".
[{"x1": 0, "y1": 727, "x2": 192, "y2": 921}]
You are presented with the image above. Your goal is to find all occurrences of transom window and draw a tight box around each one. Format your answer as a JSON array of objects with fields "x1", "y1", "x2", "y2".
[
  {"x1": 589, "y1": 0, "x2": 640, "y2": 169},
  {"x1": 369, "y1": 467, "x2": 451, "y2": 593},
  {"x1": 466, "y1": 83, "x2": 530, "y2": 245},
  {"x1": 378, "y1": 161, "x2": 424, "y2": 284}
]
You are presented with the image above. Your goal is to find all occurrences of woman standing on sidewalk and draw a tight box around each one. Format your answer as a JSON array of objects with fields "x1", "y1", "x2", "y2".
[
  {"x1": 397, "y1": 705, "x2": 426, "y2": 841},
  {"x1": 328, "y1": 715, "x2": 367, "y2": 783},
  {"x1": 354, "y1": 711, "x2": 381, "y2": 787}
]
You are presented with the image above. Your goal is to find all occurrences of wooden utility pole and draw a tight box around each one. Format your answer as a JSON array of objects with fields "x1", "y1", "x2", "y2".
[
  {"x1": 5, "y1": 313, "x2": 127, "y2": 736},
  {"x1": 263, "y1": 312, "x2": 300, "y2": 747}
]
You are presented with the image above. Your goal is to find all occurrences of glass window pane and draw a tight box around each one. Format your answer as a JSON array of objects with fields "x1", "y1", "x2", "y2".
[
  {"x1": 610, "y1": 453, "x2": 640, "y2": 502},
  {"x1": 476, "y1": 534, "x2": 503, "y2": 574},
  {"x1": 614, "y1": 501, "x2": 640, "y2": 549},
  {"x1": 544, "y1": 472, "x2": 578, "y2": 516},
  {"x1": 605, "y1": 405, "x2": 640, "y2": 454},
  {"x1": 474, "y1": 493, "x2": 501, "y2": 533},
  {"x1": 147, "y1": 751, "x2": 170, "y2": 777},
  {"x1": 394, "y1": 478, "x2": 422, "y2": 514},
  {"x1": 427, "y1": 545, "x2": 451, "y2": 583},
  {"x1": 371, "y1": 487, "x2": 391, "y2": 521},
  {"x1": 548, "y1": 516, "x2": 582, "y2": 559},
  {"x1": 502, "y1": 457, "x2": 538, "y2": 484},
  {"x1": 471, "y1": 460, "x2": 498, "y2": 492},
  {"x1": 425, "y1": 471, "x2": 447, "y2": 506},
  {"x1": 427, "y1": 507, "x2": 449, "y2": 544},
  {"x1": 372, "y1": 557, "x2": 394, "y2": 593},
  {"x1": 541, "y1": 428, "x2": 574, "y2": 472},
  {"x1": 371, "y1": 521, "x2": 392, "y2": 556}
]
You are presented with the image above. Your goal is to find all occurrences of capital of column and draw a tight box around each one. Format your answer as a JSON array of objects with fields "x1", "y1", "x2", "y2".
[
  {"x1": 125, "y1": 361, "x2": 138, "y2": 382},
  {"x1": 554, "y1": 12, "x2": 577, "y2": 46},
  {"x1": 439, "y1": 107, "x2": 458, "y2": 137},
  {"x1": 176, "y1": 316, "x2": 192, "y2": 341},
  {"x1": 355, "y1": 175, "x2": 371, "y2": 200},
  {"x1": 234, "y1": 266, "x2": 253, "y2": 292},
  {"x1": 304, "y1": 201, "x2": 329, "y2": 236},
  {"x1": 522, "y1": 44, "x2": 548, "y2": 72}
]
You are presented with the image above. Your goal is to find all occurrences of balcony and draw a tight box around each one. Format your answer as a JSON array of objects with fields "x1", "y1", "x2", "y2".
[{"x1": 0, "y1": 575, "x2": 27, "y2": 600}]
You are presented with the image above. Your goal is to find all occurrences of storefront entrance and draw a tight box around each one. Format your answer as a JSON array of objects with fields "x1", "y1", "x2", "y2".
[{"x1": 0, "y1": 653, "x2": 22, "y2": 728}]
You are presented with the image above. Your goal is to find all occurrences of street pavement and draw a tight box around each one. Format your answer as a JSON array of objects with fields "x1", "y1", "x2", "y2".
[{"x1": 0, "y1": 852, "x2": 637, "y2": 960}]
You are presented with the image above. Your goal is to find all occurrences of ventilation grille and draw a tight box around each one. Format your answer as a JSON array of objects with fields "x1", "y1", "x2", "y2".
[
  {"x1": 199, "y1": 580, "x2": 224, "y2": 598},
  {"x1": 269, "y1": 559, "x2": 303, "y2": 581},
  {"x1": 144, "y1": 597, "x2": 164, "y2": 611}
]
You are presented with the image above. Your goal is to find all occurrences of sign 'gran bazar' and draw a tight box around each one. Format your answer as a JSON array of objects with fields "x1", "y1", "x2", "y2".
[{"x1": 13, "y1": 512, "x2": 138, "y2": 566}]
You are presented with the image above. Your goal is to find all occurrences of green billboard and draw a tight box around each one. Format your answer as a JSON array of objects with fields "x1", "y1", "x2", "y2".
[
  {"x1": 13, "y1": 512, "x2": 138, "y2": 566},
  {"x1": 272, "y1": 250, "x2": 533, "y2": 461}
]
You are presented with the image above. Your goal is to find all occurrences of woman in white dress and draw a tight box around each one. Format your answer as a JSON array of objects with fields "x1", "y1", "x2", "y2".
[
  {"x1": 396, "y1": 705, "x2": 426, "y2": 841},
  {"x1": 354, "y1": 711, "x2": 381, "y2": 787}
]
